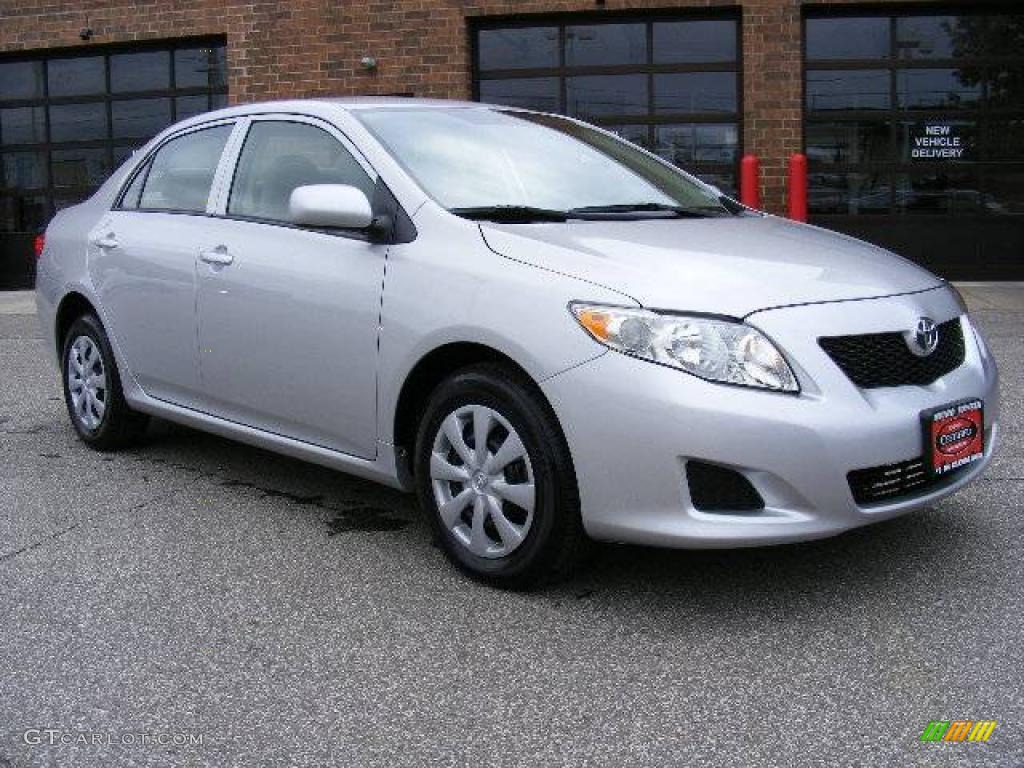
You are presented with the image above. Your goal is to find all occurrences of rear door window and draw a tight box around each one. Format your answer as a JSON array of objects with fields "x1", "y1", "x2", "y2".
[
  {"x1": 228, "y1": 120, "x2": 375, "y2": 224},
  {"x1": 136, "y1": 123, "x2": 233, "y2": 212}
]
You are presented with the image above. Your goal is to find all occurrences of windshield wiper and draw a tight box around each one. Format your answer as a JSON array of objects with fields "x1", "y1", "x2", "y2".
[
  {"x1": 567, "y1": 202, "x2": 731, "y2": 218},
  {"x1": 450, "y1": 202, "x2": 732, "y2": 223},
  {"x1": 449, "y1": 205, "x2": 568, "y2": 223}
]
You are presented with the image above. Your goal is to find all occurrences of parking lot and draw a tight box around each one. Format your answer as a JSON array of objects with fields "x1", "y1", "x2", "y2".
[{"x1": 1, "y1": 288, "x2": 1022, "y2": 767}]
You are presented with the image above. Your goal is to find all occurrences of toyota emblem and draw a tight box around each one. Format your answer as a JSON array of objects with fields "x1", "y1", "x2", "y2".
[{"x1": 906, "y1": 317, "x2": 939, "y2": 357}]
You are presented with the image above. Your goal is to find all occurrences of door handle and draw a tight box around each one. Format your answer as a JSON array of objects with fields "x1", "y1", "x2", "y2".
[
  {"x1": 199, "y1": 247, "x2": 234, "y2": 266},
  {"x1": 91, "y1": 233, "x2": 119, "y2": 250}
]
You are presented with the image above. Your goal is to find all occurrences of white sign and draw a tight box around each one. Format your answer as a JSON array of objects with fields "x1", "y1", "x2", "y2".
[{"x1": 911, "y1": 124, "x2": 966, "y2": 160}]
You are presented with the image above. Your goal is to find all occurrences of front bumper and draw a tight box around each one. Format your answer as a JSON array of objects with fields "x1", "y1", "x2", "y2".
[{"x1": 541, "y1": 286, "x2": 999, "y2": 548}]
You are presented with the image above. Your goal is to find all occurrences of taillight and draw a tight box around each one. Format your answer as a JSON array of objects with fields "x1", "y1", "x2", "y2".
[{"x1": 33, "y1": 233, "x2": 46, "y2": 259}]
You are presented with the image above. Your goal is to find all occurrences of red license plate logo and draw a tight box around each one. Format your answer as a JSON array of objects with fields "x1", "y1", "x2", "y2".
[{"x1": 926, "y1": 399, "x2": 984, "y2": 476}]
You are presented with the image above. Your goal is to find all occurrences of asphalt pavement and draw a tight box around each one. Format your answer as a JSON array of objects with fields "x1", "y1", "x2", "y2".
[{"x1": 1, "y1": 290, "x2": 1022, "y2": 767}]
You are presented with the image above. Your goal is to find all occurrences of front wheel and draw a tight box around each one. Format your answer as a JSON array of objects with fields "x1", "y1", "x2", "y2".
[{"x1": 414, "y1": 364, "x2": 587, "y2": 589}]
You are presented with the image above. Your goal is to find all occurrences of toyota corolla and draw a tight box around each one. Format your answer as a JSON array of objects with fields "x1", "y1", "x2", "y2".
[{"x1": 35, "y1": 98, "x2": 999, "y2": 587}]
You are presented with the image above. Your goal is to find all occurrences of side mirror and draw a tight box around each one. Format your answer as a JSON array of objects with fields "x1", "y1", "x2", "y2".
[{"x1": 289, "y1": 184, "x2": 373, "y2": 229}]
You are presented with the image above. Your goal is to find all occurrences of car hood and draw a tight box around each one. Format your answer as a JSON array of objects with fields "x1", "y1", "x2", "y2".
[{"x1": 478, "y1": 213, "x2": 943, "y2": 317}]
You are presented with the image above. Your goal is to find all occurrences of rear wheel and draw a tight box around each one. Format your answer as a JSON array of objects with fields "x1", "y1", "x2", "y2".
[
  {"x1": 62, "y1": 313, "x2": 148, "y2": 450},
  {"x1": 414, "y1": 364, "x2": 586, "y2": 589}
]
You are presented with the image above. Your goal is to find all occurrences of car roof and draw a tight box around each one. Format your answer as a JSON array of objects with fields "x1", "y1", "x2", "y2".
[
  {"x1": 160, "y1": 97, "x2": 537, "y2": 143},
  {"x1": 323, "y1": 96, "x2": 485, "y2": 110},
  {"x1": 198, "y1": 96, "x2": 486, "y2": 120},
  {"x1": 162, "y1": 97, "x2": 509, "y2": 138}
]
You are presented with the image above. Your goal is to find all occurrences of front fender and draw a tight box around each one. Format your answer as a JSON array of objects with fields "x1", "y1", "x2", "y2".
[{"x1": 376, "y1": 206, "x2": 634, "y2": 446}]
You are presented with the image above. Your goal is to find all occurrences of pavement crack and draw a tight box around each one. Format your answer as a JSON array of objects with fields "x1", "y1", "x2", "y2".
[
  {"x1": 220, "y1": 478, "x2": 328, "y2": 508},
  {"x1": 0, "y1": 474, "x2": 204, "y2": 565},
  {"x1": 0, "y1": 521, "x2": 80, "y2": 563},
  {"x1": 213, "y1": 478, "x2": 410, "y2": 533},
  {"x1": 327, "y1": 506, "x2": 409, "y2": 534},
  {"x1": 128, "y1": 454, "x2": 218, "y2": 476},
  {"x1": 1, "y1": 424, "x2": 54, "y2": 435}
]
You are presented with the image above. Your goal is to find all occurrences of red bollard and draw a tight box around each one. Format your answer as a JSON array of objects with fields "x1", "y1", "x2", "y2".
[
  {"x1": 788, "y1": 153, "x2": 808, "y2": 222},
  {"x1": 740, "y1": 154, "x2": 760, "y2": 210}
]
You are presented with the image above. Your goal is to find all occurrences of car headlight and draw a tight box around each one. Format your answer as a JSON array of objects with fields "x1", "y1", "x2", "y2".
[{"x1": 570, "y1": 303, "x2": 799, "y2": 392}]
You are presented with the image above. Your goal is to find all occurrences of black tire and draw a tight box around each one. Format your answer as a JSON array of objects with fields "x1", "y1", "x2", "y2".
[
  {"x1": 61, "y1": 313, "x2": 149, "y2": 450},
  {"x1": 414, "y1": 363, "x2": 587, "y2": 589}
]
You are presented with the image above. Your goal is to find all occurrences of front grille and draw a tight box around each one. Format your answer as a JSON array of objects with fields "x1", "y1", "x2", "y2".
[
  {"x1": 686, "y1": 460, "x2": 764, "y2": 513},
  {"x1": 848, "y1": 457, "x2": 940, "y2": 505},
  {"x1": 819, "y1": 318, "x2": 965, "y2": 388}
]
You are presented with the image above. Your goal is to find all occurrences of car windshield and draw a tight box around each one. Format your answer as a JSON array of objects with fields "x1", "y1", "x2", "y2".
[{"x1": 357, "y1": 107, "x2": 732, "y2": 218}]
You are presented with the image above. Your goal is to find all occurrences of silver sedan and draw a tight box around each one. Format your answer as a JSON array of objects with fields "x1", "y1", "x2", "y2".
[{"x1": 35, "y1": 98, "x2": 999, "y2": 587}]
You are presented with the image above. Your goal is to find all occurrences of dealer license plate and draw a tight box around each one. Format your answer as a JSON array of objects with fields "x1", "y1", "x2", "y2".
[{"x1": 922, "y1": 399, "x2": 984, "y2": 477}]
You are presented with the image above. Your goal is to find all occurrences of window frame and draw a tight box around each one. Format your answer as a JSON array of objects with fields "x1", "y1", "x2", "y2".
[
  {"x1": 114, "y1": 113, "x2": 385, "y2": 240},
  {"x1": 470, "y1": 10, "x2": 743, "y2": 193},
  {"x1": 203, "y1": 113, "x2": 383, "y2": 241},
  {"x1": 219, "y1": 115, "x2": 379, "y2": 234},
  {"x1": 112, "y1": 118, "x2": 238, "y2": 215},
  {"x1": 802, "y1": 6, "x2": 1024, "y2": 218},
  {"x1": 0, "y1": 36, "x2": 228, "y2": 230}
]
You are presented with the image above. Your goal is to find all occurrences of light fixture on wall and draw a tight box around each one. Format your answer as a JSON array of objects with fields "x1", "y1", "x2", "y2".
[{"x1": 360, "y1": 56, "x2": 378, "y2": 71}]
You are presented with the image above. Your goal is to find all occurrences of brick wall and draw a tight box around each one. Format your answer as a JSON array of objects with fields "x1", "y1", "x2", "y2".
[{"x1": 0, "y1": 0, "x2": 942, "y2": 213}]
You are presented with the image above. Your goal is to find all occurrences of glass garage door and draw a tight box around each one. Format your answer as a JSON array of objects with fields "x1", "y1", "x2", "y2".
[
  {"x1": 804, "y1": 10, "x2": 1024, "y2": 280},
  {"x1": 473, "y1": 14, "x2": 741, "y2": 195},
  {"x1": 0, "y1": 38, "x2": 227, "y2": 288}
]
